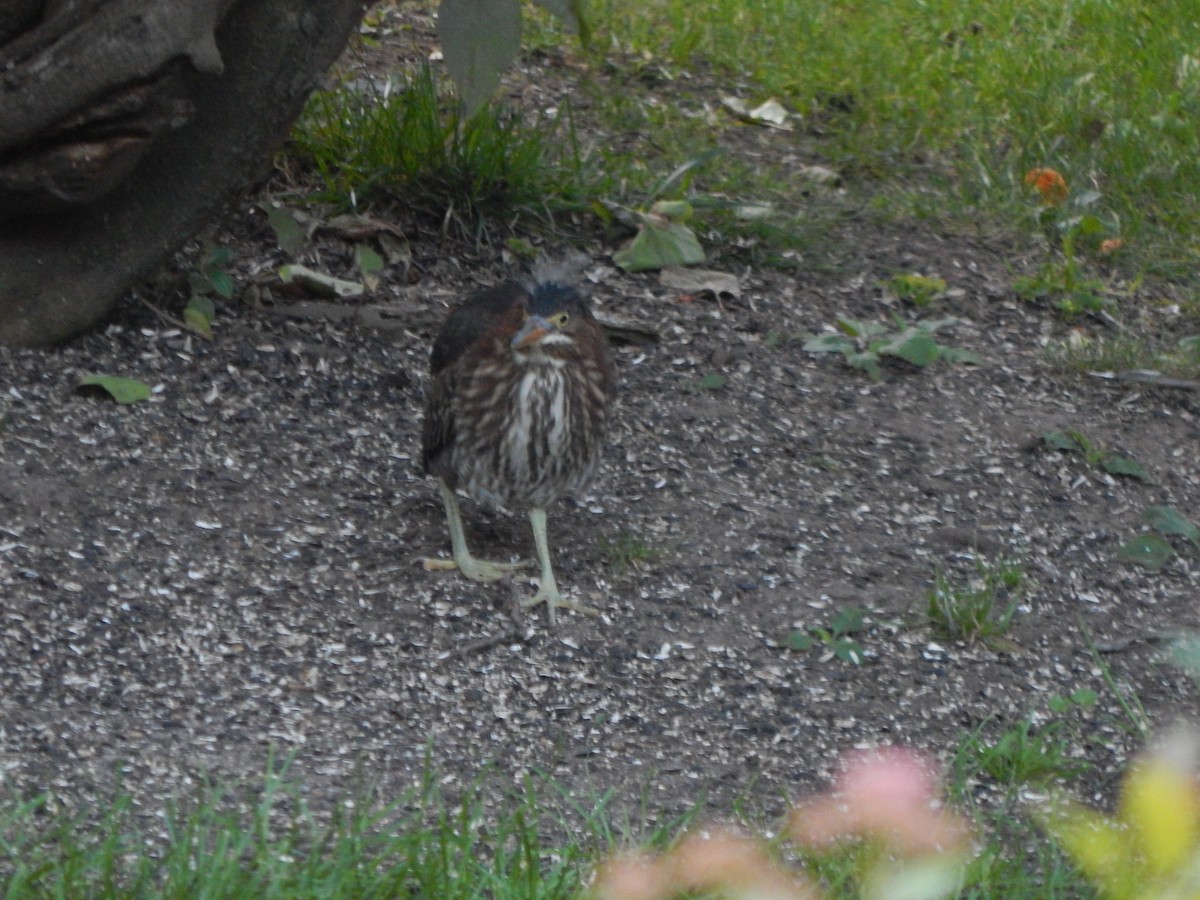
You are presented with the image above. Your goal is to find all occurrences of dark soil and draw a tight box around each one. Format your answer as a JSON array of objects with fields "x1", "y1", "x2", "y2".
[{"x1": 1, "y1": 5, "x2": 1198, "y2": 840}]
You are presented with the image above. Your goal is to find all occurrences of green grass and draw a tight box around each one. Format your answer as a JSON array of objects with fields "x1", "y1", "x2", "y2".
[
  {"x1": 589, "y1": 0, "x2": 1200, "y2": 270},
  {"x1": 954, "y1": 719, "x2": 1090, "y2": 793},
  {"x1": 599, "y1": 528, "x2": 661, "y2": 575},
  {"x1": 289, "y1": 66, "x2": 591, "y2": 239},
  {"x1": 285, "y1": 1, "x2": 1200, "y2": 277},
  {"x1": 0, "y1": 744, "x2": 1106, "y2": 899},
  {"x1": 926, "y1": 555, "x2": 1025, "y2": 645},
  {"x1": 0, "y1": 762, "x2": 589, "y2": 897},
  {"x1": 944, "y1": 717, "x2": 1098, "y2": 898}
]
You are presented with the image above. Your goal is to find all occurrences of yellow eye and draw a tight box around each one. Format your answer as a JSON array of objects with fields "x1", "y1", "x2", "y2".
[{"x1": 550, "y1": 312, "x2": 570, "y2": 328}]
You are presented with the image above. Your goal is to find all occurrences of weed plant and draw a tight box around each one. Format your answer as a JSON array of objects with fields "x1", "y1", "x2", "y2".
[
  {"x1": 927, "y1": 555, "x2": 1025, "y2": 645},
  {"x1": 290, "y1": 67, "x2": 589, "y2": 238}
]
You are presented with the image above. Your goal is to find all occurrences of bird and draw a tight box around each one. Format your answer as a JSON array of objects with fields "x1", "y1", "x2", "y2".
[{"x1": 420, "y1": 259, "x2": 616, "y2": 623}]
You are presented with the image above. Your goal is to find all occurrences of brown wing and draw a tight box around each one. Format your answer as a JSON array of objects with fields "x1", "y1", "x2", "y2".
[
  {"x1": 422, "y1": 279, "x2": 528, "y2": 478},
  {"x1": 429, "y1": 280, "x2": 528, "y2": 375},
  {"x1": 420, "y1": 366, "x2": 456, "y2": 478}
]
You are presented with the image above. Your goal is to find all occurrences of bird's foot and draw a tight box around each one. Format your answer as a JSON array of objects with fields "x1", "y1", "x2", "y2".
[
  {"x1": 422, "y1": 555, "x2": 529, "y2": 582},
  {"x1": 520, "y1": 584, "x2": 600, "y2": 624}
]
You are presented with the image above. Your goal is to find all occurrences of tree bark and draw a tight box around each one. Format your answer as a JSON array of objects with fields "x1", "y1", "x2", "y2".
[{"x1": 0, "y1": 0, "x2": 366, "y2": 346}]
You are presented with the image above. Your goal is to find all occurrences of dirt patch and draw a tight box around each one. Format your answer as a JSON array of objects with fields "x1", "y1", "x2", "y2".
[{"x1": 1, "y1": 9, "x2": 1198, "y2": 833}]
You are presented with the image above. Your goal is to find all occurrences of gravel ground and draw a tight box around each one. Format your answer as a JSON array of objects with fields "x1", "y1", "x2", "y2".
[
  {"x1": 2, "y1": 226, "x2": 1197, "y2": 832},
  {"x1": 2, "y1": 6, "x2": 1199, "y2": 837}
]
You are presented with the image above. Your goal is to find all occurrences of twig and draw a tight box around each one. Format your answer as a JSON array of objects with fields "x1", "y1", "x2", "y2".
[
  {"x1": 1088, "y1": 370, "x2": 1200, "y2": 391},
  {"x1": 436, "y1": 580, "x2": 530, "y2": 663},
  {"x1": 137, "y1": 295, "x2": 190, "y2": 331}
]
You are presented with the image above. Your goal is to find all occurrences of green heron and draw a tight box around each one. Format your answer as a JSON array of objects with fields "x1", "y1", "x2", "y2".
[{"x1": 421, "y1": 262, "x2": 616, "y2": 622}]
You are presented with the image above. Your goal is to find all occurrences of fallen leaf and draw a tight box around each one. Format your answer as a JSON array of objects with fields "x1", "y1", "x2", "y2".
[
  {"x1": 260, "y1": 204, "x2": 306, "y2": 256},
  {"x1": 613, "y1": 207, "x2": 705, "y2": 272},
  {"x1": 1117, "y1": 534, "x2": 1174, "y2": 570},
  {"x1": 720, "y1": 95, "x2": 794, "y2": 129},
  {"x1": 278, "y1": 265, "x2": 364, "y2": 298},
  {"x1": 660, "y1": 267, "x2": 741, "y2": 300},
  {"x1": 77, "y1": 375, "x2": 152, "y2": 405}
]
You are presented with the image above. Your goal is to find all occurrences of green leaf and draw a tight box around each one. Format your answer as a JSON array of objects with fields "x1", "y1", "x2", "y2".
[
  {"x1": 1042, "y1": 429, "x2": 1085, "y2": 452},
  {"x1": 612, "y1": 215, "x2": 705, "y2": 272},
  {"x1": 1144, "y1": 506, "x2": 1200, "y2": 545},
  {"x1": 832, "y1": 639, "x2": 864, "y2": 665},
  {"x1": 829, "y1": 606, "x2": 865, "y2": 637},
  {"x1": 262, "y1": 205, "x2": 306, "y2": 256},
  {"x1": 1101, "y1": 454, "x2": 1150, "y2": 481},
  {"x1": 184, "y1": 294, "x2": 215, "y2": 339},
  {"x1": 878, "y1": 329, "x2": 941, "y2": 367},
  {"x1": 845, "y1": 350, "x2": 882, "y2": 381},
  {"x1": 1116, "y1": 534, "x2": 1175, "y2": 570},
  {"x1": 355, "y1": 244, "x2": 385, "y2": 284},
  {"x1": 698, "y1": 373, "x2": 726, "y2": 390},
  {"x1": 1070, "y1": 688, "x2": 1098, "y2": 707},
  {"x1": 919, "y1": 316, "x2": 963, "y2": 333},
  {"x1": 355, "y1": 244, "x2": 384, "y2": 274},
  {"x1": 438, "y1": 0, "x2": 522, "y2": 117},
  {"x1": 835, "y1": 317, "x2": 877, "y2": 338},
  {"x1": 786, "y1": 631, "x2": 815, "y2": 651},
  {"x1": 803, "y1": 334, "x2": 854, "y2": 354},
  {"x1": 78, "y1": 375, "x2": 152, "y2": 405},
  {"x1": 1075, "y1": 213, "x2": 1106, "y2": 235},
  {"x1": 888, "y1": 273, "x2": 947, "y2": 304},
  {"x1": 940, "y1": 346, "x2": 981, "y2": 365},
  {"x1": 207, "y1": 269, "x2": 235, "y2": 300}
]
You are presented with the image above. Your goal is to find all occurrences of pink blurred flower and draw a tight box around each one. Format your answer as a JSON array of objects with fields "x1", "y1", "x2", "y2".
[
  {"x1": 789, "y1": 747, "x2": 971, "y2": 855},
  {"x1": 590, "y1": 829, "x2": 821, "y2": 900}
]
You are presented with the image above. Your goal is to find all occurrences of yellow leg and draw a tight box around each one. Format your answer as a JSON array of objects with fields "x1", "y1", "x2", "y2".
[
  {"x1": 521, "y1": 506, "x2": 599, "y2": 623},
  {"x1": 422, "y1": 481, "x2": 528, "y2": 581}
]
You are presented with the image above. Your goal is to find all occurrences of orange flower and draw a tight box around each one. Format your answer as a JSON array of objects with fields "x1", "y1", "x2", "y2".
[
  {"x1": 1099, "y1": 237, "x2": 1126, "y2": 255},
  {"x1": 1024, "y1": 167, "x2": 1069, "y2": 205}
]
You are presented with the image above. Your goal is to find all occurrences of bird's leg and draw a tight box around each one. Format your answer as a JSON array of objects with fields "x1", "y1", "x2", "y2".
[
  {"x1": 422, "y1": 481, "x2": 528, "y2": 581},
  {"x1": 521, "y1": 507, "x2": 600, "y2": 623}
]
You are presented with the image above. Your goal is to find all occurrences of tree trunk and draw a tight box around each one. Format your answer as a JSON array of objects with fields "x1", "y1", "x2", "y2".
[{"x1": 0, "y1": 0, "x2": 366, "y2": 346}]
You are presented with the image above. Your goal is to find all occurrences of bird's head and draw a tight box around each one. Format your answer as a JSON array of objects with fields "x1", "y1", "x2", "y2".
[{"x1": 510, "y1": 282, "x2": 594, "y2": 362}]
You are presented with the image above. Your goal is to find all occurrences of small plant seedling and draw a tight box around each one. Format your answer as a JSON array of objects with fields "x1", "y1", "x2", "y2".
[
  {"x1": 887, "y1": 273, "x2": 947, "y2": 307},
  {"x1": 184, "y1": 244, "x2": 235, "y2": 339},
  {"x1": 1017, "y1": 172, "x2": 1119, "y2": 319},
  {"x1": 600, "y1": 530, "x2": 660, "y2": 576},
  {"x1": 1013, "y1": 237, "x2": 1111, "y2": 319},
  {"x1": 1117, "y1": 505, "x2": 1200, "y2": 571},
  {"x1": 926, "y1": 555, "x2": 1025, "y2": 646},
  {"x1": 189, "y1": 245, "x2": 235, "y2": 300},
  {"x1": 1047, "y1": 689, "x2": 1099, "y2": 715},
  {"x1": 1041, "y1": 428, "x2": 1151, "y2": 482},
  {"x1": 786, "y1": 605, "x2": 867, "y2": 664},
  {"x1": 972, "y1": 719, "x2": 1089, "y2": 789},
  {"x1": 804, "y1": 315, "x2": 978, "y2": 381}
]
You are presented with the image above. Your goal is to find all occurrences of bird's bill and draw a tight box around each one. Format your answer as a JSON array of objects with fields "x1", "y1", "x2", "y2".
[{"x1": 511, "y1": 315, "x2": 552, "y2": 349}]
